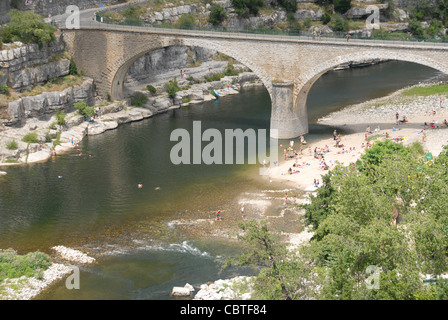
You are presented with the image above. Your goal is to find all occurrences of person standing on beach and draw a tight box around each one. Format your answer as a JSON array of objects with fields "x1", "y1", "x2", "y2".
[
  {"x1": 241, "y1": 206, "x2": 245, "y2": 220},
  {"x1": 333, "y1": 130, "x2": 337, "y2": 140},
  {"x1": 395, "y1": 112, "x2": 399, "y2": 123},
  {"x1": 216, "y1": 210, "x2": 221, "y2": 221}
]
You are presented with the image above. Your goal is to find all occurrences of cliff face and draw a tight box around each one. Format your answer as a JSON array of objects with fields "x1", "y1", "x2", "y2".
[{"x1": 0, "y1": 40, "x2": 69, "y2": 92}]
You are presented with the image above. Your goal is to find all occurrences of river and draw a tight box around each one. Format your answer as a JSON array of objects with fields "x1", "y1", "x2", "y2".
[{"x1": 0, "y1": 60, "x2": 444, "y2": 299}]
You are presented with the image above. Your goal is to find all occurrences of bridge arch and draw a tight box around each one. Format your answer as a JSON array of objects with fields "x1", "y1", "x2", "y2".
[
  {"x1": 279, "y1": 51, "x2": 448, "y2": 139},
  {"x1": 108, "y1": 37, "x2": 274, "y2": 101}
]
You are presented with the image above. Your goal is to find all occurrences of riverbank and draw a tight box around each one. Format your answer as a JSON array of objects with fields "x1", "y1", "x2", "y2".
[{"x1": 268, "y1": 82, "x2": 448, "y2": 191}]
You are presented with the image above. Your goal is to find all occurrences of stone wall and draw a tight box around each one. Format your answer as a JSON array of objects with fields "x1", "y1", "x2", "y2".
[{"x1": 0, "y1": 39, "x2": 69, "y2": 92}]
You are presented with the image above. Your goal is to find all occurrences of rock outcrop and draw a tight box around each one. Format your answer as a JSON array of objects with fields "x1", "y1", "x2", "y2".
[
  {"x1": 0, "y1": 40, "x2": 69, "y2": 92},
  {"x1": 2, "y1": 78, "x2": 95, "y2": 127}
]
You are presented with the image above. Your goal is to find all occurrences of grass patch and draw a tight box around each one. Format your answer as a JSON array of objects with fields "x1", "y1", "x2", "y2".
[
  {"x1": 6, "y1": 140, "x2": 18, "y2": 150},
  {"x1": 401, "y1": 84, "x2": 448, "y2": 97},
  {"x1": 365, "y1": 134, "x2": 382, "y2": 142}
]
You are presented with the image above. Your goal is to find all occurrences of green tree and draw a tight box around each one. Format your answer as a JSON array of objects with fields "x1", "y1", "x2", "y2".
[
  {"x1": 74, "y1": 101, "x2": 94, "y2": 118},
  {"x1": 0, "y1": 10, "x2": 56, "y2": 47},
  {"x1": 209, "y1": 4, "x2": 228, "y2": 26},
  {"x1": 227, "y1": 220, "x2": 318, "y2": 300},
  {"x1": 333, "y1": 0, "x2": 351, "y2": 14},
  {"x1": 231, "y1": 0, "x2": 264, "y2": 17}
]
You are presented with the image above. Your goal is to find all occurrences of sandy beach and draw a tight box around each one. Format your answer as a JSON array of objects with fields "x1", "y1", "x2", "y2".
[{"x1": 268, "y1": 84, "x2": 448, "y2": 191}]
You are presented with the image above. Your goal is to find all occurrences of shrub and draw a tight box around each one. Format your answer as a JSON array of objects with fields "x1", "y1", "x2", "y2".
[
  {"x1": 164, "y1": 79, "x2": 181, "y2": 98},
  {"x1": 74, "y1": 101, "x2": 94, "y2": 118},
  {"x1": 0, "y1": 10, "x2": 56, "y2": 47},
  {"x1": 22, "y1": 132, "x2": 39, "y2": 144},
  {"x1": 130, "y1": 92, "x2": 149, "y2": 106},
  {"x1": 6, "y1": 140, "x2": 18, "y2": 150},
  {"x1": 329, "y1": 14, "x2": 349, "y2": 31},
  {"x1": 55, "y1": 109, "x2": 66, "y2": 127},
  {"x1": 0, "y1": 249, "x2": 52, "y2": 282},
  {"x1": 333, "y1": 0, "x2": 351, "y2": 14},
  {"x1": 231, "y1": 0, "x2": 264, "y2": 17},
  {"x1": 176, "y1": 14, "x2": 196, "y2": 29},
  {"x1": 209, "y1": 4, "x2": 228, "y2": 26},
  {"x1": 0, "y1": 84, "x2": 9, "y2": 95},
  {"x1": 69, "y1": 59, "x2": 78, "y2": 76},
  {"x1": 277, "y1": 0, "x2": 297, "y2": 13},
  {"x1": 146, "y1": 85, "x2": 157, "y2": 95},
  {"x1": 45, "y1": 132, "x2": 52, "y2": 143},
  {"x1": 408, "y1": 19, "x2": 424, "y2": 36},
  {"x1": 321, "y1": 12, "x2": 331, "y2": 25}
]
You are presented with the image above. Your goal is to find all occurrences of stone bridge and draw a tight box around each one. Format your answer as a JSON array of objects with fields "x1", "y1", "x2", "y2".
[{"x1": 62, "y1": 25, "x2": 448, "y2": 139}]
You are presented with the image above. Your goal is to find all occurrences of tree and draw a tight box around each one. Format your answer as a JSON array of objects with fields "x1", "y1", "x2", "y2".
[
  {"x1": 0, "y1": 10, "x2": 56, "y2": 47},
  {"x1": 74, "y1": 101, "x2": 94, "y2": 118},
  {"x1": 231, "y1": 0, "x2": 264, "y2": 17},
  {"x1": 209, "y1": 4, "x2": 228, "y2": 26},
  {"x1": 227, "y1": 220, "x2": 318, "y2": 300},
  {"x1": 333, "y1": 0, "x2": 351, "y2": 14}
]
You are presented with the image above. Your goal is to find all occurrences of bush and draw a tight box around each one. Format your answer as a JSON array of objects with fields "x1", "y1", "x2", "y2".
[
  {"x1": 231, "y1": 0, "x2": 264, "y2": 17},
  {"x1": 146, "y1": 85, "x2": 157, "y2": 95},
  {"x1": 176, "y1": 14, "x2": 196, "y2": 29},
  {"x1": 0, "y1": 84, "x2": 9, "y2": 95},
  {"x1": 164, "y1": 79, "x2": 181, "y2": 98},
  {"x1": 69, "y1": 59, "x2": 78, "y2": 76},
  {"x1": 22, "y1": 132, "x2": 39, "y2": 144},
  {"x1": 329, "y1": 14, "x2": 349, "y2": 31},
  {"x1": 277, "y1": 0, "x2": 297, "y2": 13},
  {"x1": 0, "y1": 249, "x2": 52, "y2": 282},
  {"x1": 408, "y1": 19, "x2": 424, "y2": 36},
  {"x1": 333, "y1": 0, "x2": 351, "y2": 14},
  {"x1": 55, "y1": 109, "x2": 66, "y2": 127},
  {"x1": 6, "y1": 140, "x2": 18, "y2": 150},
  {"x1": 209, "y1": 4, "x2": 228, "y2": 26},
  {"x1": 321, "y1": 12, "x2": 331, "y2": 25},
  {"x1": 0, "y1": 10, "x2": 56, "y2": 47},
  {"x1": 74, "y1": 101, "x2": 94, "y2": 118},
  {"x1": 130, "y1": 92, "x2": 149, "y2": 106}
]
